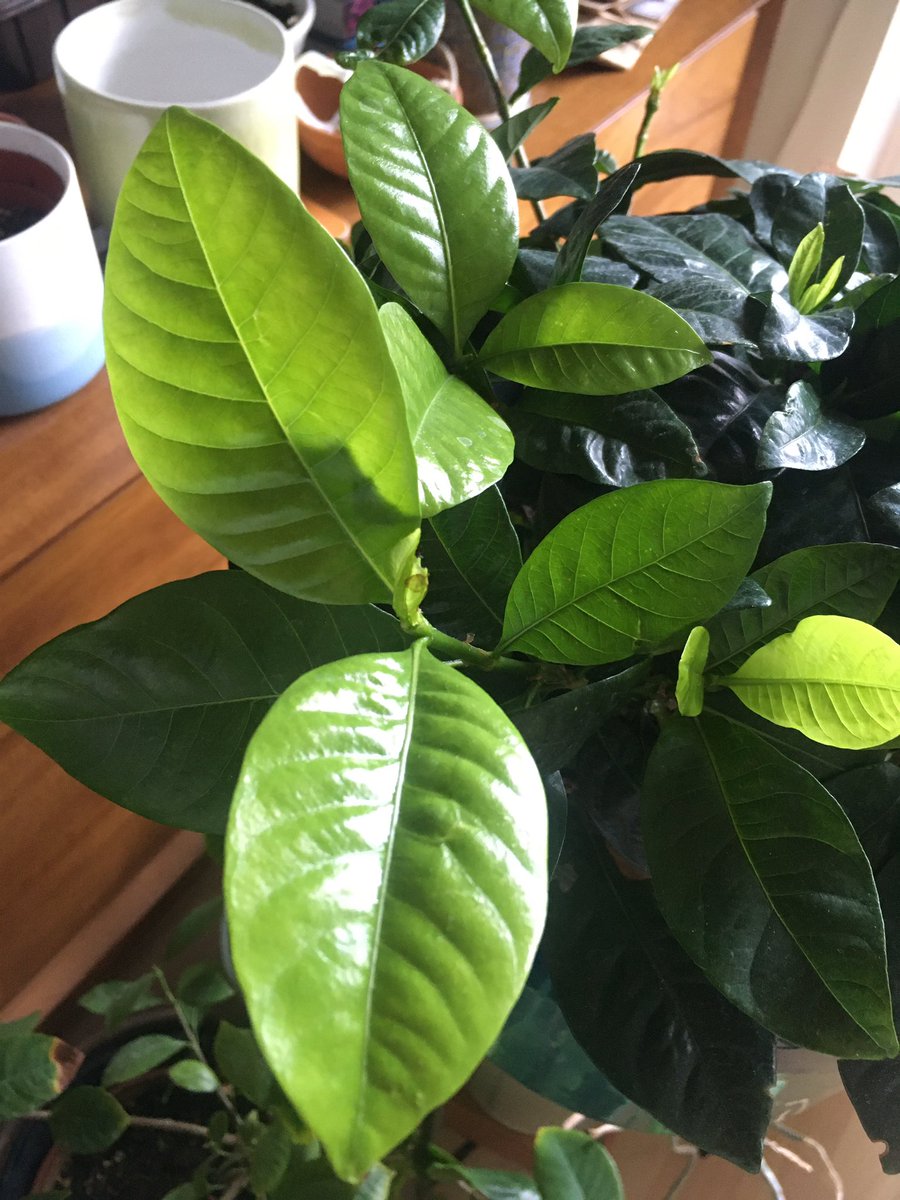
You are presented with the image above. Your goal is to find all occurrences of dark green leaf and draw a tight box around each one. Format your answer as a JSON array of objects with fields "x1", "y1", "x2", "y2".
[
  {"x1": 511, "y1": 135, "x2": 598, "y2": 201},
  {"x1": 105, "y1": 109, "x2": 419, "y2": 606},
  {"x1": 757, "y1": 291, "x2": 854, "y2": 361},
  {"x1": 355, "y1": 0, "x2": 445, "y2": 65},
  {"x1": 771, "y1": 174, "x2": 864, "y2": 291},
  {"x1": 509, "y1": 390, "x2": 704, "y2": 486},
  {"x1": 575, "y1": 714, "x2": 652, "y2": 872},
  {"x1": 499, "y1": 480, "x2": 770, "y2": 665},
  {"x1": 0, "y1": 1034, "x2": 66, "y2": 1119},
  {"x1": 706, "y1": 541, "x2": 900, "y2": 673},
  {"x1": 513, "y1": 24, "x2": 650, "y2": 101},
  {"x1": 642, "y1": 712, "x2": 896, "y2": 1057},
  {"x1": 722, "y1": 579, "x2": 772, "y2": 612},
  {"x1": 250, "y1": 1121, "x2": 293, "y2": 1194},
  {"x1": 102, "y1": 1035, "x2": 188, "y2": 1087},
  {"x1": 869, "y1": 486, "x2": 900, "y2": 542},
  {"x1": 553, "y1": 163, "x2": 642, "y2": 287},
  {"x1": 757, "y1": 380, "x2": 865, "y2": 470},
  {"x1": 472, "y1": 0, "x2": 576, "y2": 71},
  {"x1": 0, "y1": 572, "x2": 404, "y2": 833},
  {"x1": 270, "y1": 1151, "x2": 357, "y2": 1200},
  {"x1": 532, "y1": 1127, "x2": 624, "y2": 1200},
  {"x1": 627, "y1": 150, "x2": 791, "y2": 193},
  {"x1": 177, "y1": 964, "x2": 234, "y2": 1009},
  {"x1": 50, "y1": 1087, "x2": 130, "y2": 1154},
  {"x1": 829, "y1": 763, "x2": 900, "y2": 873},
  {"x1": 545, "y1": 813, "x2": 774, "y2": 1169},
  {"x1": 749, "y1": 171, "x2": 805, "y2": 246},
  {"x1": 515, "y1": 250, "x2": 638, "y2": 293},
  {"x1": 169, "y1": 1060, "x2": 220, "y2": 1093},
  {"x1": 510, "y1": 661, "x2": 650, "y2": 773},
  {"x1": 432, "y1": 1161, "x2": 539, "y2": 1200},
  {"x1": 479, "y1": 283, "x2": 710, "y2": 396},
  {"x1": 644, "y1": 278, "x2": 755, "y2": 347},
  {"x1": 840, "y1": 851, "x2": 900, "y2": 1173},
  {"x1": 341, "y1": 62, "x2": 517, "y2": 354},
  {"x1": 79, "y1": 975, "x2": 159, "y2": 1031},
  {"x1": 0, "y1": 1014, "x2": 40, "y2": 1038},
  {"x1": 854, "y1": 273, "x2": 900, "y2": 335},
  {"x1": 860, "y1": 197, "x2": 900, "y2": 274},
  {"x1": 757, "y1": 465, "x2": 874, "y2": 562},
  {"x1": 603, "y1": 213, "x2": 785, "y2": 318},
  {"x1": 214, "y1": 1022, "x2": 276, "y2": 1109},
  {"x1": 491, "y1": 99, "x2": 558, "y2": 162},
  {"x1": 226, "y1": 642, "x2": 547, "y2": 1181},
  {"x1": 166, "y1": 897, "x2": 224, "y2": 960},
  {"x1": 418, "y1": 486, "x2": 522, "y2": 647}
]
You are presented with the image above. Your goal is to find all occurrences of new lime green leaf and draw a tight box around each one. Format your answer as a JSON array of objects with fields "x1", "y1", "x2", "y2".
[
  {"x1": 675, "y1": 626, "x2": 709, "y2": 717},
  {"x1": 104, "y1": 108, "x2": 419, "y2": 605},
  {"x1": 478, "y1": 284, "x2": 710, "y2": 395},
  {"x1": 472, "y1": 0, "x2": 577, "y2": 71},
  {"x1": 722, "y1": 615, "x2": 900, "y2": 749},
  {"x1": 50, "y1": 1087, "x2": 130, "y2": 1153},
  {"x1": 532, "y1": 1127, "x2": 624, "y2": 1200},
  {"x1": 799, "y1": 254, "x2": 845, "y2": 314},
  {"x1": 226, "y1": 641, "x2": 547, "y2": 1181},
  {"x1": 498, "y1": 480, "x2": 771, "y2": 665},
  {"x1": 642, "y1": 711, "x2": 897, "y2": 1058},
  {"x1": 788, "y1": 223, "x2": 824, "y2": 307},
  {"x1": 341, "y1": 62, "x2": 518, "y2": 354},
  {"x1": 379, "y1": 304, "x2": 513, "y2": 517}
]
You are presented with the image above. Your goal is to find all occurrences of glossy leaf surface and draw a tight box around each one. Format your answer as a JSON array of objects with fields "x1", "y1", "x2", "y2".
[
  {"x1": 511, "y1": 135, "x2": 598, "y2": 200},
  {"x1": 0, "y1": 571, "x2": 404, "y2": 833},
  {"x1": 341, "y1": 62, "x2": 517, "y2": 353},
  {"x1": 379, "y1": 304, "x2": 513, "y2": 517},
  {"x1": 512, "y1": 23, "x2": 648, "y2": 100},
  {"x1": 104, "y1": 108, "x2": 418, "y2": 604},
  {"x1": 675, "y1": 626, "x2": 709, "y2": 716},
  {"x1": 532, "y1": 1127, "x2": 624, "y2": 1200},
  {"x1": 722, "y1": 615, "x2": 900, "y2": 749},
  {"x1": 758, "y1": 291, "x2": 853, "y2": 361},
  {"x1": 479, "y1": 284, "x2": 710, "y2": 396},
  {"x1": 771, "y1": 174, "x2": 864, "y2": 292},
  {"x1": 353, "y1": 0, "x2": 445, "y2": 64},
  {"x1": 499, "y1": 480, "x2": 770, "y2": 665},
  {"x1": 226, "y1": 642, "x2": 547, "y2": 1180},
  {"x1": 472, "y1": 0, "x2": 576, "y2": 70},
  {"x1": 642, "y1": 711, "x2": 896, "y2": 1057},
  {"x1": 706, "y1": 541, "x2": 900, "y2": 673},
  {"x1": 545, "y1": 812, "x2": 775, "y2": 1168},
  {"x1": 510, "y1": 390, "x2": 703, "y2": 486},
  {"x1": 491, "y1": 99, "x2": 558, "y2": 162},
  {"x1": 418, "y1": 487, "x2": 521, "y2": 647},
  {"x1": 552, "y1": 163, "x2": 642, "y2": 287},
  {"x1": 757, "y1": 380, "x2": 865, "y2": 471}
]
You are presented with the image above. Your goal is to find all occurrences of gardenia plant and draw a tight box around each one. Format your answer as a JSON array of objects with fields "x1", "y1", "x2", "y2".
[{"x1": 1, "y1": 0, "x2": 899, "y2": 1190}]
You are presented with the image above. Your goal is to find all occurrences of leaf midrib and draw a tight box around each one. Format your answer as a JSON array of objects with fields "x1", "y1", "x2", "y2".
[
  {"x1": 695, "y1": 716, "x2": 876, "y2": 1043},
  {"x1": 606, "y1": 216, "x2": 771, "y2": 295},
  {"x1": 166, "y1": 120, "x2": 398, "y2": 596},
  {"x1": 499, "y1": 490, "x2": 763, "y2": 651}
]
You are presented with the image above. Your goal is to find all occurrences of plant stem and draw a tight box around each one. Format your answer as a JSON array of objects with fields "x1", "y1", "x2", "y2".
[
  {"x1": 403, "y1": 614, "x2": 535, "y2": 675},
  {"x1": 20, "y1": 1109, "x2": 223, "y2": 1140},
  {"x1": 452, "y1": 0, "x2": 547, "y2": 226},
  {"x1": 219, "y1": 1171, "x2": 249, "y2": 1200},
  {"x1": 153, "y1": 967, "x2": 240, "y2": 1124},
  {"x1": 633, "y1": 64, "x2": 679, "y2": 158},
  {"x1": 661, "y1": 1153, "x2": 697, "y2": 1200}
]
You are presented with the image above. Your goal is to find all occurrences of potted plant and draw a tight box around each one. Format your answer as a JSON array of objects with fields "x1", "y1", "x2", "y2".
[
  {"x1": 0, "y1": 932, "x2": 625, "y2": 1200},
  {"x1": 1, "y1": 0, "x2": 899, "y2": 1190}
]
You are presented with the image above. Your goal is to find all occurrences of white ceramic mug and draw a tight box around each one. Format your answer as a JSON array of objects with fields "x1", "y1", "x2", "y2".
[
  {"x1": 53, "y1": 0, "x2": 315, "y2": 229},
  {"x1": 0, "y1": 121, "x2": 104, "y2": 416}
]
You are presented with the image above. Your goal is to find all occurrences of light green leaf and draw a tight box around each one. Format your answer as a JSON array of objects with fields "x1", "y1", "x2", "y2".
[
  {"x1": 798, "y1": 253, "x2": 845, "y2": 314},
  {"x1": 706, "y1": 542, "x2": 900, "y2": 674},
  {"x1": 721, "y1": 615, "x2": 900, "y2": 749},
  {"x1": 675, "y1": 626, "x2": 709, "y2": 717},
  {"x1": 0, "y1": 571, "x2": 405, "y2": 833},
  {"x1": 478, "y1": 284, "x2": 710, "y2": 396},
  {"x1": 101, "y1": 1035, "x2": 188, "y2": 1087},
  {"x1": 104, "y1": 107, "x2": 419, "y2": 605},
  {"x1": 50, "y1": 1087, "x2": 130, "y2": 1153},
  {"x1": 788, "y1": 223, "x2": 824, "y2": 307},
  {"x1": 379, "y1": 304, "x2": 513, "y2": 517},
  {"x1": 532, "y1": 1127, "x2": 624, "y2": 1200},
  {"x1": 642, "y1": 711, "x2": 897, "y2": 1057},
  {"x1": 498, "y1": 480, "x2": 771, "y2": 666},
  {"x1": 341, "y1": 62, "x2": 518, "y2": 354},
  {"x1": 169, "y1": 1060, "x2": 220, "y2": 1093},
  {"x1": 226, "y1": 641, "x2": 547, "y2": 1181},
  {"x1": 0, "y1": 1034, "x2": 67, "y2": 1120},
  {"x1": 472, "y1": 0, "x2": 577, "y2": 71}
]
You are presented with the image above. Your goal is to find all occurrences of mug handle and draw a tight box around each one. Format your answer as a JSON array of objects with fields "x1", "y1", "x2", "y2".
[{"x1": 289, "y1": 0, "x2": 317, "y2": 56}]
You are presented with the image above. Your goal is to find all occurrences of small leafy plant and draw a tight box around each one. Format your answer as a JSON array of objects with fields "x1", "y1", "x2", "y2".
[{"x1": 1, "y1": 0, "x2": 900, "y2": 1188}]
